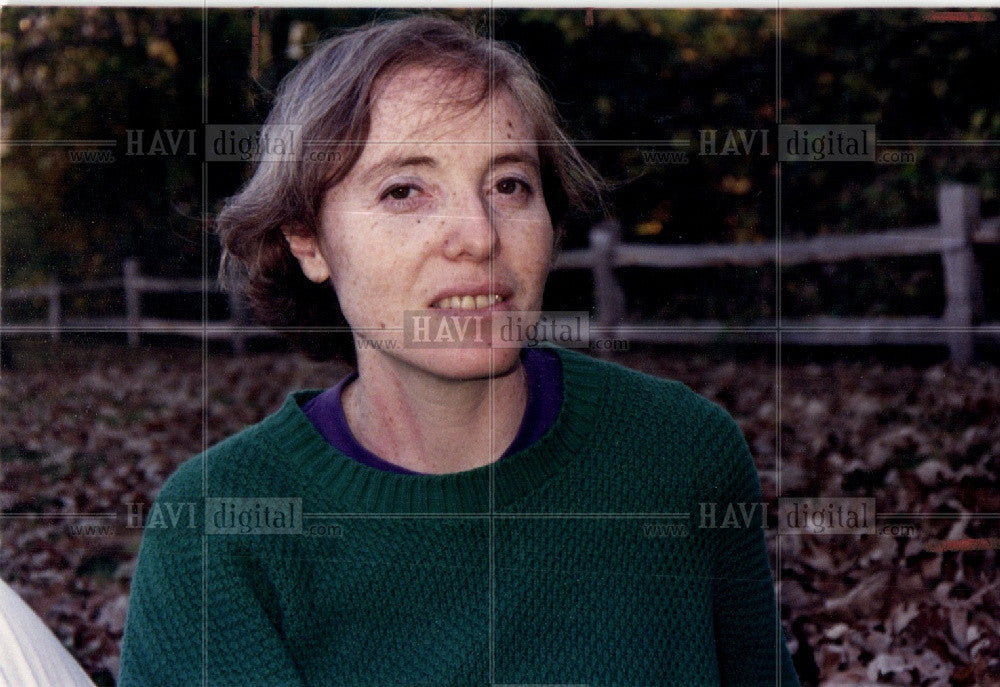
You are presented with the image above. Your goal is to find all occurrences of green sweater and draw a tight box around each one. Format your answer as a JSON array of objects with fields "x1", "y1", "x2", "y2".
[{"x1": 119, "y1": 346, "x2": 799, "y2": 686}]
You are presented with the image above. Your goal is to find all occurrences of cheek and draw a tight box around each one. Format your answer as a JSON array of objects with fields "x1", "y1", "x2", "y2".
[
  {"x1": 324, "y1": 222, "x2": 404, "y2": 315},
  {"x1": 530, "y1": 237, "x2": 553, "y2": 278},
  {"x1": 527, "y1": 216, "x2": 555, "y2": 265},
  {"x1": 506, "y1": 217, "x2": 554, "y2": 289}
]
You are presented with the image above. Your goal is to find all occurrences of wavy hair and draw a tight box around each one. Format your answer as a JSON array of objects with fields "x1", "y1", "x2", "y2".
[{"x1": 217, "y1": 14, "x2": 604, "y2": 361}]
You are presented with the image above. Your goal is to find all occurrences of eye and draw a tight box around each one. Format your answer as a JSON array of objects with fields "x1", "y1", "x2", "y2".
[
  {"x1": 382, "y1": 184, "x2": 418, "y2": 201},
  {"x1": 494, "y1": 177, "x2": 534, "y2": 197},
  {"x1": 378, "y1": 183, "x2": 429, "y2": 212},
  {"x1": 494, "y1": 177, "x2": 532, "y2": 196}
]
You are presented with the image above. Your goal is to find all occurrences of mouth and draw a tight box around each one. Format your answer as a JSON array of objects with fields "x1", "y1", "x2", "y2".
[
  {"x1": 430, "y1": 294, "x2": 506, "y2": 310},
  {"x1": 429, "y1": 281, "x2": 514, "y2": 310}
]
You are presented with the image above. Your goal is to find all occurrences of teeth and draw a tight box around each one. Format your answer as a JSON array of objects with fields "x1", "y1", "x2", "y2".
[{"x1": 433, "y1": 294, "x2": 502, "y2": 309}]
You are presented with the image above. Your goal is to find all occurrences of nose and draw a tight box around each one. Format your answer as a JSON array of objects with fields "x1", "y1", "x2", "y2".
[{"x1": 441, "y1": 189, "x2": 499, "y2": 262}]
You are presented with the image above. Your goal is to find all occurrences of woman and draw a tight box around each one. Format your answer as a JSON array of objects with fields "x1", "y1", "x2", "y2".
[{"x1": 119, "y1": 14, "x2": 800, "y2": 686}]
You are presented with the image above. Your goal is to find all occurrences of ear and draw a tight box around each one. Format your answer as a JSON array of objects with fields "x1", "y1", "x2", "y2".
[{"x1": 282, "y1": 228, "x2": 331, "y2": 283}]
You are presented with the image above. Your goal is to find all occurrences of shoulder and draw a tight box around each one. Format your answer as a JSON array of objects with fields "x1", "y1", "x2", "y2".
[
  {"x1": 551, "y1": 346, "x2": 741, "y2": 443},
  {"x1": 549, "y1": 346, "x2": 754, "y2": 492},
  {"x1": 153, "y1": 390, "x2": 322, "y2": 505}
]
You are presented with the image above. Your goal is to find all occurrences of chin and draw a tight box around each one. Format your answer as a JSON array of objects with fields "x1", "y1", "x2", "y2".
[{"x1": 413, "y1": 346, "x2": 523, "y2": 381}]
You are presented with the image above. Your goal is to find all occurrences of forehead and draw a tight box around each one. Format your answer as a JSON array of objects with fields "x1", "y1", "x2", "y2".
[{"x1": 367, "y1": 65, "x2": 534, "y2": 144}]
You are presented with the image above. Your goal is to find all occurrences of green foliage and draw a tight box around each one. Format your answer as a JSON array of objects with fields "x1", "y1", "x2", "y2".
[
  {"x1": 2, "y1": 8, "x2": 998, "y2": 319},
  {"x1": 1, "y1": 8, "x2": 248, "y2": 284},
  {"x1": 781, "y1": 9, "x2": 1000, "y2": 238}
]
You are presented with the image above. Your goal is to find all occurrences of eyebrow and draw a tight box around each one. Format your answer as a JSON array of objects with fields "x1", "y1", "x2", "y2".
[
  {"x1": 358, "y1": 148, "x2": 540, "y2": 186},
  {"x1": 490, "y1": 151, "x2": 540, "y2": 172},
  {"x1": 358, "y1": 154, "x2": 437, "y2": 186}
]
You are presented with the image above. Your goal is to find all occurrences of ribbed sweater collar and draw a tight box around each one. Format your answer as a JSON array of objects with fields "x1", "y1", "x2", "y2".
[{"x1": 255, "y1": 346, "x2": 609, "y2": 513}]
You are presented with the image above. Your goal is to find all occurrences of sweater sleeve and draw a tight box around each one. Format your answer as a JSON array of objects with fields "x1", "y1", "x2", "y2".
[
  {"x1": 118, "y1": 457, "x2": 306, "y2": 687},
  {"x1": 707, "y1": 410, "x2": 801, "y2": 687}
]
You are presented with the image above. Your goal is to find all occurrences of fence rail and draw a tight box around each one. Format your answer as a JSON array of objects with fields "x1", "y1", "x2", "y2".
[
  {"x1": 2, "y1": 260, "x2": 251, "y2": 353},
  {"x1": 551, "y1": 183, "x2": 998, "y2": 364},
  {"x1": 2, "y1": 183, "x2": 998, "y2": 362}
]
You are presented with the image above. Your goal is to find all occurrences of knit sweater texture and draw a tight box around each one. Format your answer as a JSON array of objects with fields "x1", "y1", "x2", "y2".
[{"x1": 119, "y1": 346, "x2": 800, "y2": 687}]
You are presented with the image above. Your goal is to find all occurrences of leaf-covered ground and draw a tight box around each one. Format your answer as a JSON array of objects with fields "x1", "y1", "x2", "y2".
[{"x1": 1, "y1": 341, "x2": 998, "y2": 686}]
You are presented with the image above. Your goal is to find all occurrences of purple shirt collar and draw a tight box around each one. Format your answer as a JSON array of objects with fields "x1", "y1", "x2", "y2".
[{"x1": 301, "y1": 346, "x2": 563, "y2": 475}]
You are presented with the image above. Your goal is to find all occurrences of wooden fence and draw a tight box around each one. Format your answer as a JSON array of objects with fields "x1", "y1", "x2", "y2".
[
  {"x1": 2, "y1": 261, "x2": 253, "y2": 353},
  {"x1": 2, "y1": 183, "x2": 998, "y2": 362},
  {"x1": 557, "y1": 182, "x2": 998, "y2": 364}
]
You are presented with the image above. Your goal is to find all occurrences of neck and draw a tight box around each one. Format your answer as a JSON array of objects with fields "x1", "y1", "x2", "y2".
[{"x1": 341, "y1": 352, "x2": 528, "y2": 474}]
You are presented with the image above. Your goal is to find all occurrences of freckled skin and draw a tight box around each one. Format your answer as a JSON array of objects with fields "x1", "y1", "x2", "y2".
[
  {"x1": 294, "y1": 70, "x2": 551, "y2": 379},
  {"x1": 283, "y1": 65, "x2": 553, "y2": 472}
]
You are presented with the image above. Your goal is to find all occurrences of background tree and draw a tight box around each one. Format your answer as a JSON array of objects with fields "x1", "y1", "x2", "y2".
[{"x1": 3, "y1": 8, "x2": 998, "y2": 321}]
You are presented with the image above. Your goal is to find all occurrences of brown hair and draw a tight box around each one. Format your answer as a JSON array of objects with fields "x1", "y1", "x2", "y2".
[{"x1": 217, "y1": 13, "x2": 604, "y2": 361}]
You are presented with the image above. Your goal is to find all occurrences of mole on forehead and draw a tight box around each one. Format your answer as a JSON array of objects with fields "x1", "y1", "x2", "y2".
[
  {"x1": 367, "y1": 98, "x2": 533, "y2": 148},
  {"x1": 369, "y1": 66, "x2": 533, "y2": 139}
]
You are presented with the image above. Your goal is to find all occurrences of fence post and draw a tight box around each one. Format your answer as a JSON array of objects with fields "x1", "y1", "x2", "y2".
[
  {"x1": 228, "y1": 289, "x2": 247, "y2": 354},
  {"x1": 938, "y1": 183, "x2": 981, "y2": 365},
  {"x1": 124, "y1": 258, "x2": 141, "y2": 348},
  {"x1": 46, "y1": 280, "x2": 61, "y2": 342},
  {"x1": 590, "y1": 218, "x2": 626, "y2": 349}
]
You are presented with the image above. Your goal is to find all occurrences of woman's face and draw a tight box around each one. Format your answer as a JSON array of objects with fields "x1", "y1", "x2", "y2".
[{"x1": 288, "y1": 65, "x2": 554, "y2": 380}]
